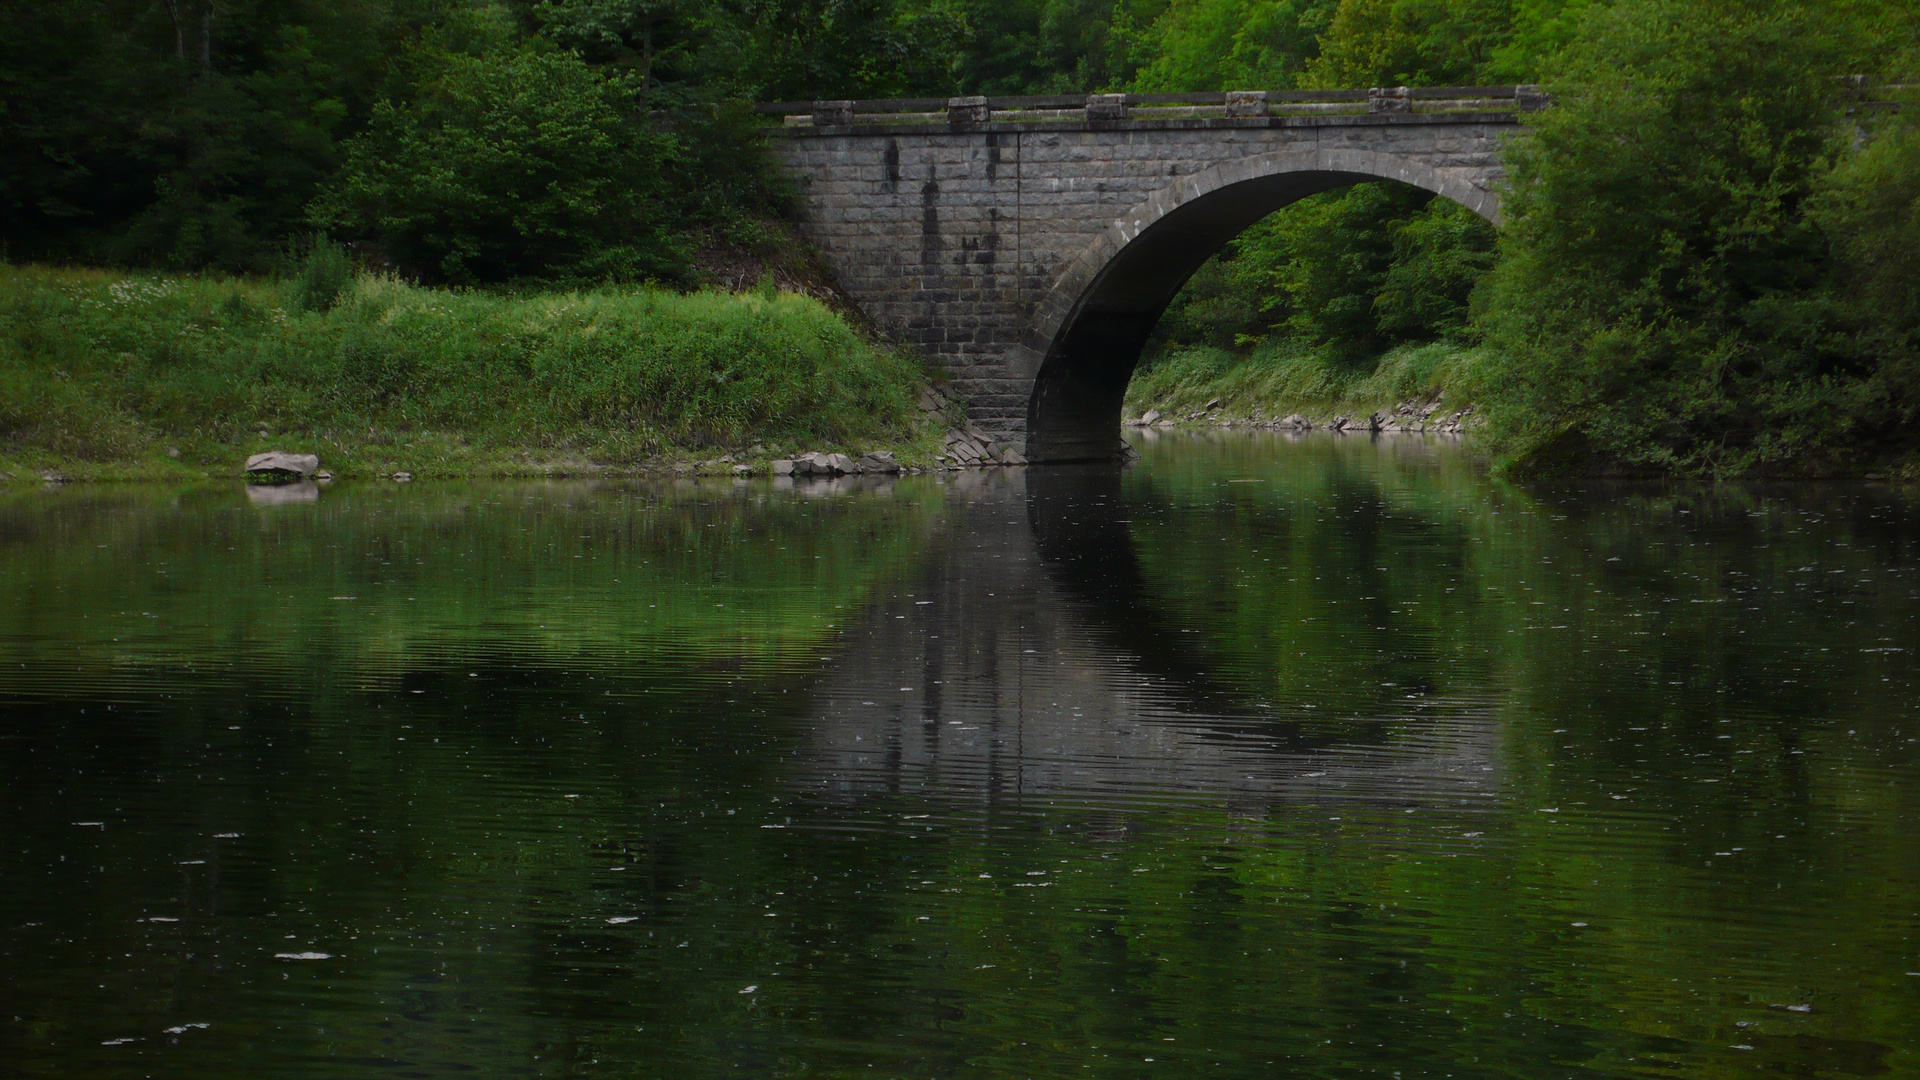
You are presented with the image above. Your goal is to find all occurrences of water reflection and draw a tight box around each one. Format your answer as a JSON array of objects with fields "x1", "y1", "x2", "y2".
[
  {"x1": 0, "y1": 435, "x2": 1915, "y2": 1080},
  {"x1": 797, "y1": 462, "x2": 1504, "y2": 817}
]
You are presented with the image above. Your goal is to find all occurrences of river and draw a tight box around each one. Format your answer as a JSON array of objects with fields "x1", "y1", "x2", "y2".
[{"x1": 2, "y1": 430, "x2": 1915, "y2": 1078}]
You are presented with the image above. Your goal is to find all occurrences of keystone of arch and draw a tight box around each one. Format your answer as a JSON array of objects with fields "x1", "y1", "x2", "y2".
[{"x1": 1015, "y1": 146, "x2": 1500, "y2": 382}]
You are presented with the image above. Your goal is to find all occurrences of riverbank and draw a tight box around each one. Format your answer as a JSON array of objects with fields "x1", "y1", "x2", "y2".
[
  {"x1": 1122, "y1": 340, "x2": 1486, "y2": 434},
  {"x1": 0, "y1": 265, "x2": 950, "y2": 483}
]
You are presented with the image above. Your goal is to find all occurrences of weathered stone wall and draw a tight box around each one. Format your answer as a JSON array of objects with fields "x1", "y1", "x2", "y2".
[{"x1": 771, "y1": 112, "x2": 1518, "y2": 459}]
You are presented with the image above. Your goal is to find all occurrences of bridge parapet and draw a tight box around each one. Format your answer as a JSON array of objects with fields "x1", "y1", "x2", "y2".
[{"x1": 756, "y1": 84, "x2": 1548, "y2": 132}]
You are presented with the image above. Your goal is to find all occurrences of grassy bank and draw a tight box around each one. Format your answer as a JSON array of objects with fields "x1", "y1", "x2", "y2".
[
  {"x1": 0, "y1": 265, "x2": 937, "y2": 482},
  {"x1": 1124, "y1": 340, "x2": 1485, "y2": 426}
]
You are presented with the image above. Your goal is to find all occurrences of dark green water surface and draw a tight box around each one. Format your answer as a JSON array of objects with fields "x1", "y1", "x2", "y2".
[{"x1": 3, "y1": 432, "x2": 1917, "y2": 1079}]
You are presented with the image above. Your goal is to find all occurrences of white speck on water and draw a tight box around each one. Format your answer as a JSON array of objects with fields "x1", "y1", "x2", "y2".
[
  {"x1": 102, "y1": 1037, "x2": 142, "y2": 1045},
  {"x1": 178, "y1": 860, "x2": 205, "y2": 865},
  {"x1": 274, "y1": 952, "x2": 331, "y2": 960},
  {"x1": 1787, "y1": 1004, "x2": 1812, "y2": 1012},
  {"x1": 740, "y1": 985, "x2": 758, "y2": 994},
  {"x1": 147, "y1": 917, "x2": 179, "y2": 922},
  {"x1": 1571, "y1": 922, "x2": 1588, "y2": 927},
  {"x1": 606, "y1": 917, "x2": 639, "y2": 924},
  {"x1": 73, "y1": 822, "x2": 104, "y2": 828},
  {"x1": 163, "y1": 1023, "x2": 209, "y2": 1034},
  {"x1": 213, "y1": 832, "x2": 239, "y2": 838}
]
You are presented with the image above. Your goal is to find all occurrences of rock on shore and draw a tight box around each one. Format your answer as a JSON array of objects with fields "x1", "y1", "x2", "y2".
[{"x1": 245, "y1": 451, "x2": 320, "y2": 482}]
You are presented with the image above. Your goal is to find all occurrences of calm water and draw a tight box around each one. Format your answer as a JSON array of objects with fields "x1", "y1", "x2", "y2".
[{"x1": 3, "y1": 432, "x2": 1917, "y2": 1079}]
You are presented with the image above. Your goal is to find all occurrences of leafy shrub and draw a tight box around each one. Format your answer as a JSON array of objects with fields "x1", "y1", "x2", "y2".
[
  {"x1": 312, "y1": 49, "x2": 687, "y2": 286},
  {"x1": 289, "y1": 235, "x2": 353, "y2": 312},
  {"x1": 1473, "y1": 0, "x2": 1904, "y2": 477}
]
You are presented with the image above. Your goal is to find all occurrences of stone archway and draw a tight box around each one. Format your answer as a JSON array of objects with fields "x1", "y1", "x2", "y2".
[{"x1": 1016, "y1": 148, "x2": 1500, "y2": 462}]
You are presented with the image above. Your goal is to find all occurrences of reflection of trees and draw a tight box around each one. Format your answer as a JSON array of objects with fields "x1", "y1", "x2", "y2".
[
  {"x1": 1, "y1": 457, "x2": 1915, "y2": 1079},
  {"x1": 0, "y1": 479, "x2": 945, "y2": 691}
]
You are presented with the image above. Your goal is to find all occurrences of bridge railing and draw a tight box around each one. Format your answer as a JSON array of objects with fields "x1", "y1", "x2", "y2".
[
  {"x1": 756, "y1": 86, "x2": 1550, "y2": 128},
  {"x1": 757, "y1": 79, "x2": 1907, "y2": 129}
]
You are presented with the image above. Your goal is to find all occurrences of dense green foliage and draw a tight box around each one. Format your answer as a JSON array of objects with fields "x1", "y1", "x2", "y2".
[
  {"x1": 0, "y1": 265, "x2": 924, "y2": 477},
  {"x1": 1478, "y1": 0, "x2": 1920, "y2": 476},
  {"x1": 311, "y1": 49, "x2": 687, "y2": 284}
]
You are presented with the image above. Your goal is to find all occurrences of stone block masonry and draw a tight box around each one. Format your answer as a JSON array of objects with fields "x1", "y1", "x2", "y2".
[{"x1": 761, "y1": 89, "x2": 1530, "y2": 461}]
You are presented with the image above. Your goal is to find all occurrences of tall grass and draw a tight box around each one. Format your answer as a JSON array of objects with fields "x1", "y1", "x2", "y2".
[
  {"x1": 1124, "y1": 339, "x2": 1485, "y2": 419},
  {"x1": 0, "y1": 265, "x2": 927, "y2": 478}
]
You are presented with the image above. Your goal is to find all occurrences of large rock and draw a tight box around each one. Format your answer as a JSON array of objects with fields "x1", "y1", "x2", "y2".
[
  {"x1": 790, "y1": 451, "x2": 855, "y2": 477},
  {"x1": 245, "y1": 451, "x2": 320, "y2": 483},
  {"x1": 858, "y1": 451, "x2": 902, "y2": 474}
]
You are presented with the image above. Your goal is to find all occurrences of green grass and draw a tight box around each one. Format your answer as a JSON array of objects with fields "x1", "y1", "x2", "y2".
[
  {"x1": 1124, "y1": 339, "x2": 1485, "y2": 422},
  {"x1": 0, "y1": 265, "x2": 938, "y2": 481}
]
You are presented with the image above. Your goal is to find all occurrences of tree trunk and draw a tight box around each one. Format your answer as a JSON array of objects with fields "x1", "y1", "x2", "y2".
[{"x1": 163, "y1": 0, "x2": 186, "y2": 61}]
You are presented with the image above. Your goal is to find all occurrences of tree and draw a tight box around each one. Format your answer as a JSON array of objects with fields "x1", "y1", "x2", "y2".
[
  {"x1": 312, "y1": 48, "x2": 687, "y2": 285},
  {"x1": 1474, "y1": 0, "x2": 1888, "y2": 476}
]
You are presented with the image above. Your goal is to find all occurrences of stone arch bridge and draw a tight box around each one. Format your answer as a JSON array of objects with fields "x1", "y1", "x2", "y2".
[{"x1": 757, "y1": 86, "x2": 1542, "y2": 460}]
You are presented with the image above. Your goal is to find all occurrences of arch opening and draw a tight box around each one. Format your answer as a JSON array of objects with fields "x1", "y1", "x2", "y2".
[{"x1": 1021, "y1": 151, "x2": 1499, "y2": 462}]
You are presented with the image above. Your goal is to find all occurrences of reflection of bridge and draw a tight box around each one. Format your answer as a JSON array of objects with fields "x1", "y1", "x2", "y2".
[
  {"x1": 760, "y1": 87, "x2": 1536, "y2": 460},
  {"x1": 787, "y1": 466, "x2": 1504, "y2": 815}
]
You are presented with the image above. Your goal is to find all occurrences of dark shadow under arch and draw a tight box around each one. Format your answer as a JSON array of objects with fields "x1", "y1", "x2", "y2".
[{"x1": 1020, "y1": 148, "x2": 1500, "y2": 462}]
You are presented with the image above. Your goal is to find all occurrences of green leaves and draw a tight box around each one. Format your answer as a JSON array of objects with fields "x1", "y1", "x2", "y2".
[
  {"x1": 1474, "y1": 0, "x2": 1914, "y2": 478},
  {"x1": 312, "y1": 49, "x2": 688, "y2": 286}
]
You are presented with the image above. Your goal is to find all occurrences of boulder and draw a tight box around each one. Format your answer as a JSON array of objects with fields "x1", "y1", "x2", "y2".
[
  {"x1": 1329, "y1": 415, "x2": 1351, "y2": 431},
  {"x1": 732, "y1": 464, "x2": 754, "y2": 476},
  {"x1": 997, "y1": 446, "x2": 1028, "y2": 465},
  {"x1": 824, "y1": 452, "x2": 857, "y2": 475},
  {"x1": 771, "y1": 459, "x2": 796, "y2": 475},
  {"x1": 1280, "y1": 414, "x2": 1309, "y2": 429},
  {"x1": 858, "y1": 451, "x2": 902, "y2": 474},
  {"x1": 245, "y1": 451, "x2": 320, "y2": 483},
  {"x1": 1141, "y1": 408, "x2": 1162, "y2": 424}
]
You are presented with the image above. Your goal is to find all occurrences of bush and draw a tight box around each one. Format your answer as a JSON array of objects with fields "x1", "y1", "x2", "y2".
[
  {"x1": 1473, "y1": 0, "x2": 1912, "y2": 477},
  {"x1": 311, "y1": 49, "x2": 688, "y2": 286},
  {"x1": 289, "y1": 235, "x2": 353, "y2": 312}
]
